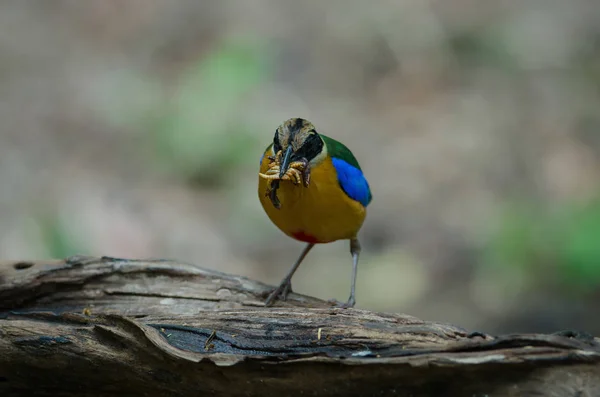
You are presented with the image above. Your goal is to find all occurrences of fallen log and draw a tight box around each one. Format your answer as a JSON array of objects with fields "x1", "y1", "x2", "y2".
[{"x1": 0, "y1": 256, "x2": 599, "y2": 396}]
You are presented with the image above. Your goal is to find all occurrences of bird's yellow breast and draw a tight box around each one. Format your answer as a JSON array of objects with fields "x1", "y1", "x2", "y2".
[{"x1": 258, "y1": 151, "x2": 366, "y2": 244}]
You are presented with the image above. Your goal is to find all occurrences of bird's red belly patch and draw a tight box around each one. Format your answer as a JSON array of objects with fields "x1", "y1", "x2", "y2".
[{"x1": 291, "y1": 231, "x2": 320, "y2": 244}]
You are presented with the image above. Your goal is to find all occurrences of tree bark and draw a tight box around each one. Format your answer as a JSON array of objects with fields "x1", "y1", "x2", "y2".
[{"x1": 0, "y1": 255, "x2": 599, "y2": 396}]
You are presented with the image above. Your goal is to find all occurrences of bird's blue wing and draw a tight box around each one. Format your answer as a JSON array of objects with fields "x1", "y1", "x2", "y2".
[{"x1": 331, "y1": 157, "x2": 372, "y2": 207}]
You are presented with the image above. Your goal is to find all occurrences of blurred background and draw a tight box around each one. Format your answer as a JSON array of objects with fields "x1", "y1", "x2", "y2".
[{"x1": 1, "y1": 0, "x2": 599, "y2": 335}]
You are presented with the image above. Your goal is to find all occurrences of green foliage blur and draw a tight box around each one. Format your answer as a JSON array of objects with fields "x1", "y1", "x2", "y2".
[
  {"x1": 485, "y1": 196, "x2": 600, "y2": 294},
  {"x1": 152, "y1": 39, "x2": 269, "y2": 187}
]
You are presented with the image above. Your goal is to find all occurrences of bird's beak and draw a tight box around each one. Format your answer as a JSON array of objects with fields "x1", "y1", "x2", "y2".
[{"x1": 279, "y1": 146, "x2": 293, "y2": 179}]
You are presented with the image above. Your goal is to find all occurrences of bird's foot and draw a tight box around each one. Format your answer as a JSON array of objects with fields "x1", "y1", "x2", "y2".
[
  {"x1": 327, "y1": 297, "x2": 355, "y2": 309},
  {"x1": 264, "y1": 280, "x2": 293, "y2": 306},
  {"x1": 280, "y1": 281, "x2": 293, "y2": 300}
]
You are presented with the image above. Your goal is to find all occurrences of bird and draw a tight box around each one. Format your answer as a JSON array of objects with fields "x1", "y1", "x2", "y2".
[{"x1": 258, "y1": 117, "x2": 372, "y2": 308}]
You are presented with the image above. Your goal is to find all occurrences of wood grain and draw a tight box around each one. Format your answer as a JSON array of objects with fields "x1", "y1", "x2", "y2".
[{"x1": 1, "y1": 256, "x2": 599, "y2": 396}]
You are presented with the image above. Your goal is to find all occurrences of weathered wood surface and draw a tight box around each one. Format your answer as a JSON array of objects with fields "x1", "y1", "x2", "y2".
[{"x1": 1, "y1": 255, "x2": 599, "y2": 396}]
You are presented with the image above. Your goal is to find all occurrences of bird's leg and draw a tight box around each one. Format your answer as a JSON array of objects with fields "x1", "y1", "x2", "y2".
[
  {"x1": 265, "y1": 243, "x2": 315, "y2": 306},
  {"x1": 328, "y1": 238, "x2": 361, "y2": 308},
  {"x1": 281, "y1": 280, "x2": 293, "y2": 300},
  {"x1": 347, "y1": 238, "x2": 361, "y2": 307},
  {"x1": 266, "y1": 278, "x2": 294, "y2": 300}
]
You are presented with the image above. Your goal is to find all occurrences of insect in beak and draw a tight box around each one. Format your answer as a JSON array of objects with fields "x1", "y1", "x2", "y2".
[
  {"x1": 259, "y1": 145, "x2": 310, "y2": 210},
  {"x1": 279, "y1": 146, "x2": 294, "y2": 179},
  {"x1": 269, "y1": 180, "x2": 281, "y2": 209}
]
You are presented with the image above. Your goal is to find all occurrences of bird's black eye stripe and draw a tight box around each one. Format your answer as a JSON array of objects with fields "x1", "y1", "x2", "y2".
[
  {"x1": 295, "y1": 133, "x2": 323, "y2": 162},
  {"x1": 273, "y1": 130, "x2": 282, "y2": 152}
]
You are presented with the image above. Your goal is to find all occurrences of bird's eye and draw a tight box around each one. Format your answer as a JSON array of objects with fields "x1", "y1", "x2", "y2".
[
  {"x1": 273, "y1": 130, "x2": 282, "y2": 152},
  {"x1": 295, "y1": 133, "x2": 323, "y2": 161}
]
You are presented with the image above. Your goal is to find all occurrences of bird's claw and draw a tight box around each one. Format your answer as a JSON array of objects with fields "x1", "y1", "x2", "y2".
[
  {"x1": 327, "y1": 297, "x2": 355, "y2": 309},
  {"x1": 264, "y1": 280, "x2": 293, "y2": 306}
]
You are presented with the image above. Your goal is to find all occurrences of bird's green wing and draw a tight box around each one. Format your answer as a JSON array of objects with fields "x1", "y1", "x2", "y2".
[{"x1": 320, "y1": 134, "x2": 362, "y2": 170}]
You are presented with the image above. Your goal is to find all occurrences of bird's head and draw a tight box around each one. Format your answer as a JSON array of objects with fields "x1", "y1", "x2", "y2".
[{"x1": 273, "y1": 118, "x2": 326, "y2": 178}]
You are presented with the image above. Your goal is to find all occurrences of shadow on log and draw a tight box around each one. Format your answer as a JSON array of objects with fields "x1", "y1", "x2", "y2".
[{"x1": 1, "y1": 256, "x2": 599, "y2": 396}]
